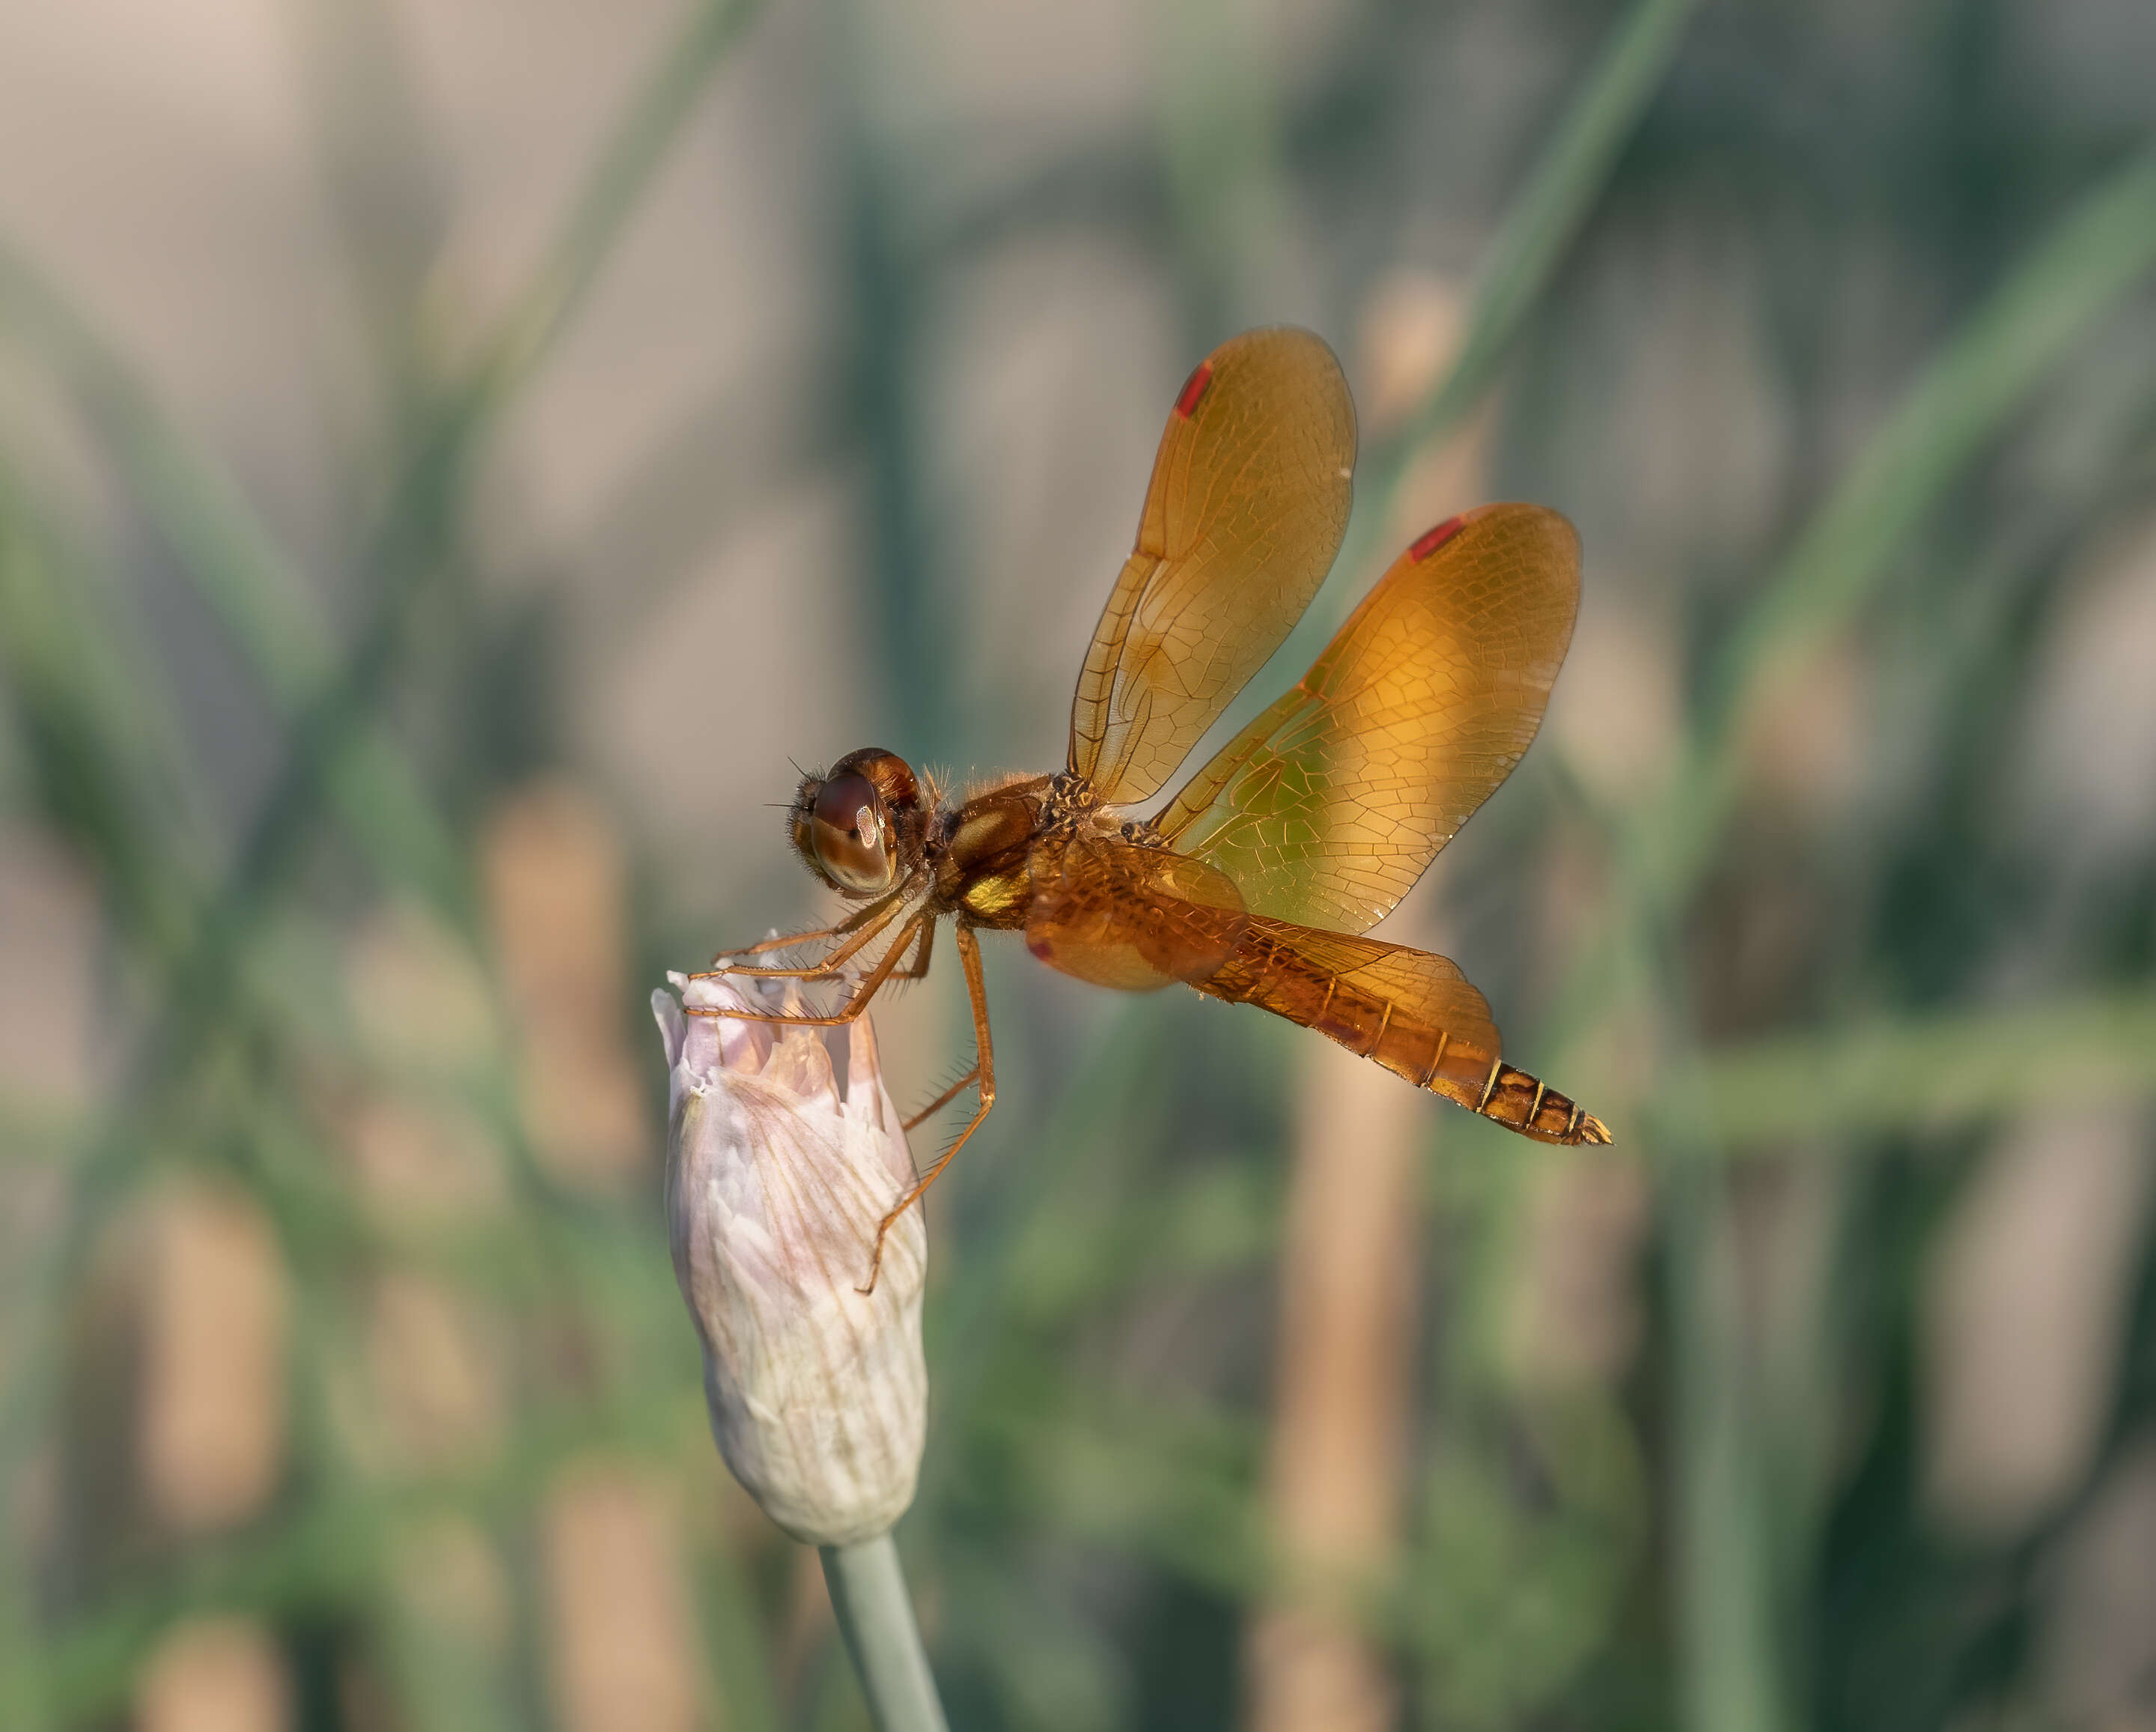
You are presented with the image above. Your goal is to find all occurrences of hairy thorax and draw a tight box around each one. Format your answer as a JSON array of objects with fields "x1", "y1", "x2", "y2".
[
  {"x1": 937, "y1": 771, "x2": 1164, "y2": 929},
  {"x1": 936, "y1": 777, "x2": 1044, "y2": 929}
]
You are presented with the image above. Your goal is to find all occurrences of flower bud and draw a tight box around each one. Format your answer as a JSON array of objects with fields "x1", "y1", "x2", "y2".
[{"x1": 654, "y1": 970, "x2": 928, "y2": 1546}]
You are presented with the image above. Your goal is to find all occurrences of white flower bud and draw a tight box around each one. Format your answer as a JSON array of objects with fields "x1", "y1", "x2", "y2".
[{"x1": 653, "y1": 970, "x2": 928, "y2": 1546}]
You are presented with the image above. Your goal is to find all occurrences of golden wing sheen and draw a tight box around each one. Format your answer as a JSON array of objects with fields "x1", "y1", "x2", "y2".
[
  {"x1": 1068, "y1": 326, "x2": 1356, "y2": 806},
  {"x1": 1153, "y1": 503, "x2": 1581, "y2": 933}
]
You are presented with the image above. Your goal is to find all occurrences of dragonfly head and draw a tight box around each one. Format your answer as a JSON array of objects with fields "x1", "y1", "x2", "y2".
[{"x1": 788, "y1": 747, "x2": 925, "y2": 898}]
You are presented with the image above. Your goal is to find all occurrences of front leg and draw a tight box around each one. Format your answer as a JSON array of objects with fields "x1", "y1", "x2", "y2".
[
  {"x1": 695, "y1": 881, "x2": 913, "y2": 980},
  {"x1": 683, "y1": 912, "x2": 927, "y2": 1029},
  {"x1": 895, "y1": 918, "x2": 934, "y2": 980},
  {"x1": 902, "y1": 1062, "x2": 976, "y2": 1134},
  {"x1": 861, "y1": 924, "x2": 994, "y2": 1292}
]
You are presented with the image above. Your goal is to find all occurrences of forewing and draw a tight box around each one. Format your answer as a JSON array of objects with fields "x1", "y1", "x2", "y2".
[
  {"x1": 1154, "y1": 503, "x2": 1580, "y2": 932},
  {"x1": 1068, "y1": 327, "x2": 1356, "y2": 806},
  {"x1": 1024, "y1": 834, "x2": 1247, "y2": 993}
]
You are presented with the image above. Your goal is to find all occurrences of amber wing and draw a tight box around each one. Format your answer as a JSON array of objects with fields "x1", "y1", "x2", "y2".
[
  {"x1": 1021, "y1": 825, "x2": 1608, "y2": 1143},
  {"x1": 1068, "y1": 327, "x2": 1356, "y2": 806},
  {"x1": 1023, "y1": 833, "x2": 1247, "y2": 992},
  {"x1": 1151, "y1": 503, "x2": 1580, "y2": 932},
  {"x1": 1196, "y1": 914, "x2": 1607, "y2": 1145}
]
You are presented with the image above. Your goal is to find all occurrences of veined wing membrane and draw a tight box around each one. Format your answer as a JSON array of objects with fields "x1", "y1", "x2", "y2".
[
  {"x1": 1069, "y1": 327, "x2": 1355, "y2": 806},
  {"x1": 1025, "y1": 835, "x2": 1247, "y2": 992},
  {"x1": 1154, "y1": 503, "x2": 1580, "y2": 933}
]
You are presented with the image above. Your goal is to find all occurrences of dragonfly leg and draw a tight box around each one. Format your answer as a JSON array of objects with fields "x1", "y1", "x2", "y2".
[
  {"x1": 683, "y1": 913, "x2": 924, "y2": 1028},
  {"x1": 894, "y1": 919, "x2": 934, "y2": 980},
  {"x1": 901, "y1": 1062, "x2": 977, "y2": 1134},
  {"x1": 695, "y1": 882, "x2": 912, "y2": 979},
  {"x1": 707, "y1": 896, "x2": 913, "y2": 982},
  {"x1": 860, "y1": 924, "x2": 994, "y2": 1294}
]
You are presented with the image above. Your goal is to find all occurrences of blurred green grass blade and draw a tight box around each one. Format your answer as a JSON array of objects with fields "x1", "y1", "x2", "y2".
[
  {"x1": 1667, "y1": 1164, "x2": 1791, "y2": 1732},
  {"x1": 975, "y1": 1389, "x2": 1270, "y2": 1604},
  {"x1": 1311, "y1": 0, "x2": 1700, "y2": 642},
  {"x1": 692, "y1": 1551, "x2": 785, "y2": 1732},
  {"x1": 0, "y1": 481, "x2": 208, "y2": 959},
  {"x1": 0, "y1": 0, "x2": 773, "y2": 953},
  {"x1": 936, "y1": 1553, "x2": 1132, "y2": 1732},
  {"x1": 0, "y1": 1520, "x2": 48, "y2": 1732},
  {"x1": 1393, "y1": 0, "x2": 1700, "y2": 456},
  {"x1": 0, "y1": 1086, "x2": 83, "y2": 1165},
  {"x1": 195, "y1": 0, "x2": 772, "y2": 930},
  {"x1": 0, "y1": 0, "x2": 776, "y2": 1165},
  {"x1": 1153, "y1": 0, "x2": 1286, "y2": 335},
  {"x1": 1666, "y1": 991, "x2": 2156, "y2": 1144},
  {"x1": 27, "y1": 1313, "x2": 732, "y2": 1724},
  {"x1": 571, "y1": 362, "x2": 841, "y2": 657},
  {"x1": 1709, "y1": 149, "x2": 2156, "y2": 727},
  {"x1": 0, "y1": 0, "x2": 780, "y2": 1623},
  {"x1": 0, "y1": 0, "x2": 777, "y2": 1266},
  {"x1": 1657, "y1": 148, "x2": 2156, "y2": 897},
  {"x1": 488, "y1": 0, "x2": 766, "y2": 393},
  {"x1": 0, "y1": 11, "x2": 776, "y2": 1716},
  {"x1": 0, "y1": 240, "x2": 469, "y2": 914},
  {"x1": 0, "y1": 240, "x2": 327, "y2": 705},
  {"x1": 290, "y1": 0, "x2": 451, "y2": 374},
  {"x1": 1544, "y1": 147, "x2": 2156, "y2": 1062}
]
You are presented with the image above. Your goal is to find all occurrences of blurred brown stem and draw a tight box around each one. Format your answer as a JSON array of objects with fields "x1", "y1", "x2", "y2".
[{"x1": 1246, "y1": 1034, "x2": 1425, "y2": 1731}]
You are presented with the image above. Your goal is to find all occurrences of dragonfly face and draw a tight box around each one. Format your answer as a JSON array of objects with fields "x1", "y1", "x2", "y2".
[
  {"x1": 705, "y1": 325, "x2": 1609, "y2": 1291},
  {"x1": 787, "y1": 747, "x2": 926, "y2": 898}
]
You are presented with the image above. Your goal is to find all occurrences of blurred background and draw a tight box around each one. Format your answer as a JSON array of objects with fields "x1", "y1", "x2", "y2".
[{"x1": 3, "y1": 0, "x2": 2156, "y2": 1728}]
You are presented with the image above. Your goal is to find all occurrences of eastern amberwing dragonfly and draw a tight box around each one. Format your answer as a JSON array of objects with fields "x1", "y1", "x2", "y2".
[{"x1": 694, "y1": 326, "x2": 1607, "y2": 1286}]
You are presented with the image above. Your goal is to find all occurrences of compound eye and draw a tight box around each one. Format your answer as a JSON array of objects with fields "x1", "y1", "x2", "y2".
[{"x1": 808, "y1": 773, "x2": 892, "y2": 892}]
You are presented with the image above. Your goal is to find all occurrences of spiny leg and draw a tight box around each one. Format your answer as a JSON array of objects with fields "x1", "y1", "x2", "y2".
[
  {"x1": 701, "y1": 917, "x2": 858, "y2": 968},
  {"x1": 895, "y1": 918, "x2": 934, "y2": 980},
  {"x1": 737, "y1": 908, "x2": 931, "y2": 1024},
  {"x1": 816, "y1": 913, "x2": 932, "y2": 1012},
  {"x1": 701, "y1": 889, "x2": 915, "y2": 982},
  {"x1": 894, "y1": 920, "x2": 961, "y2": 1130},
  {"x1": 697, "y1": 886, "x2": 907, "y2": 974},
  {"x1": 861, "y1": 924, "x2": 995, "y2": 1294},
  {"x1": 902, "y1": 1063, "x2": 977, "y2": 1134},
  {"x1": 683, "y1": 913, "x2": 925, "y2": 1029}
]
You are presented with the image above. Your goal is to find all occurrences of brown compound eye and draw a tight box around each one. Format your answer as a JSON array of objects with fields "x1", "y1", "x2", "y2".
[{"x1": 806, "y1": 772, "x2": 893, "y2": 893}]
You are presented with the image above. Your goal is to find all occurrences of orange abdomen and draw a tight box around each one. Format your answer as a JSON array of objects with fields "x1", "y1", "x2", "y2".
[{"x1": 1194, "y1": 915, "x2": 1609, "y2": 1146}]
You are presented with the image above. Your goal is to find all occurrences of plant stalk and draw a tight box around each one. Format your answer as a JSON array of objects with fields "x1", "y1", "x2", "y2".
[{"x1": 820, "y1": 1535, "x2": 948, "y2": 1732}]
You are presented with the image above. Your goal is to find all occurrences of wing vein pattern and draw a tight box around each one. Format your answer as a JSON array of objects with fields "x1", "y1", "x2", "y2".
[
  {"x1": 1155, "y1": 502, "x2": 1581, "y2": 932},
  {"x1": 1068, "y1": 327, "x2": 1355, "y2": 806}
]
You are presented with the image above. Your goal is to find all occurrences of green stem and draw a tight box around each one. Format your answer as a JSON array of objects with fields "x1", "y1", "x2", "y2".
[{"x1": 819, "y1": 1536, "x2": 948, "y2": 1732}]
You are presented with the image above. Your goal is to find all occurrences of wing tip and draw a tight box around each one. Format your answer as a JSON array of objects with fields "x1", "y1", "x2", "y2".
[
  {"x1": 1174, "y1": 360, "x2": 1215, "y2": 419},
  {"x1": 1407, "y1": 515, "x2": 1467, "y2": 562}
]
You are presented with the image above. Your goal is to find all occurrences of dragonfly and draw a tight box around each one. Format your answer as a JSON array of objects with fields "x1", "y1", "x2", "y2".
[{"x1": 692, "y1": 326, "x2": 1608, "y2": 1288}]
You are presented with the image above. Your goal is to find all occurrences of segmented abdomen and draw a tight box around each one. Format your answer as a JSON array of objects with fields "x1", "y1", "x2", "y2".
[{"x1": 1194, "y1": 914, "x2": 1609, "y2": 1146}]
